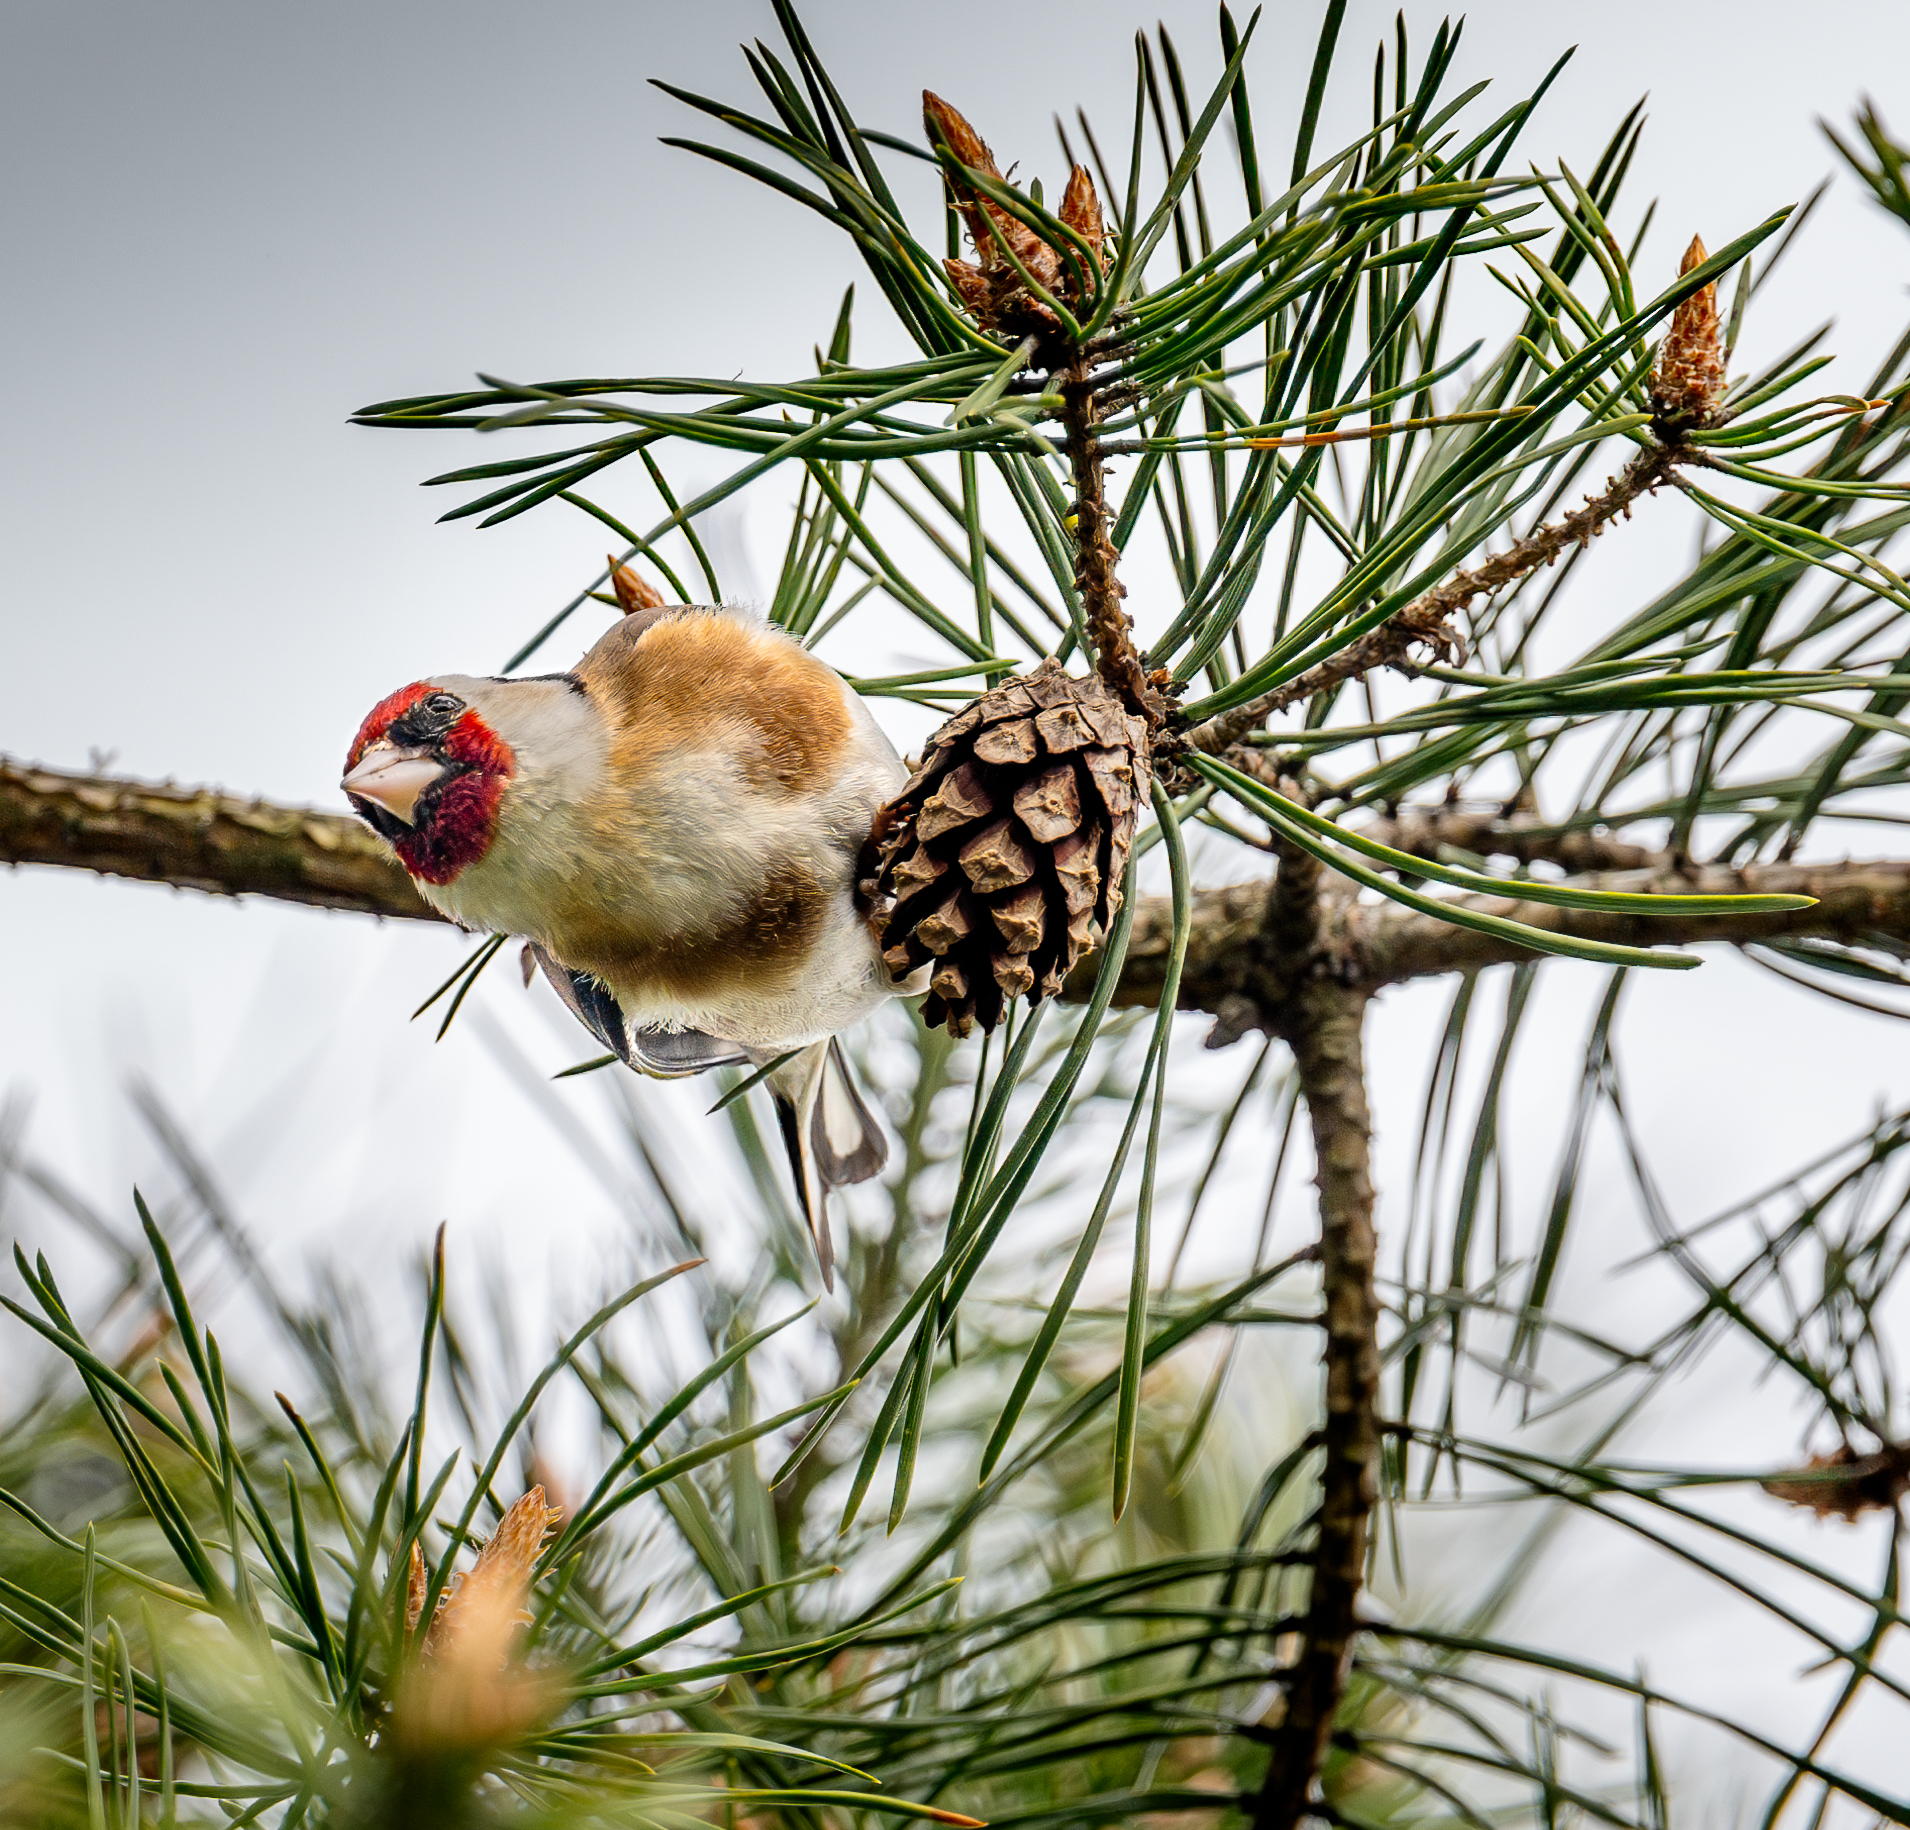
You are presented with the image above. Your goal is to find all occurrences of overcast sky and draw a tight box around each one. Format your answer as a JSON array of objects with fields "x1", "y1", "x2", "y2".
[{"x1": 4, "y1": 0, "x2": 1910, "y2": 1809}]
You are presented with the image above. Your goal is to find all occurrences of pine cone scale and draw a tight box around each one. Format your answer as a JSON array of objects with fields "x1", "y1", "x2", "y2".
[
  {"x1": 973, "y1": 718, "x2": 1040, "y2": 764},
  {"x1": 1013, "y1": 764, "x2": 1083, "y2": 844},
  {"x1": 891, "y1": 846, "x2": 947, "y2": 898},
  {"x1": 994, "y1": 956, "x2": 1036, "y2": 999},
  {"x1": 917, "y1": 761, "x2": 993, "y2": 840},
  {"x1": 1053, "y1": 826, "x2": 1101, "y2": 915},
  {"x1": 1034, "y1": 703, "x2": 1094, "y2": 752},
  {"x1": 917, "y1": 889, "x2": 976, "y2": 955},
  {"x1": 959, "y1": 817, "x2": 1036, "y2": 892},
  {"x1": 992, "y1": 882, "x2": 1046, "y2": 953},
  {"x1": 1085, "y1": 746, "x2": 1137, "y2": 815}
]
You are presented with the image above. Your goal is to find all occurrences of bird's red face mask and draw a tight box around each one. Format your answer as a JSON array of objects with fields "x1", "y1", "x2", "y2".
[{"x1": 342, "y1": 683, "x2": 515, "y2": 884}]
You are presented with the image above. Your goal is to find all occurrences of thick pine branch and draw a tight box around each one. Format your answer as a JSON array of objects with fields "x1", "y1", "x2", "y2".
[
  {"x1": 8, "y1": 759, "x2": 1908, "y2": 996},
  {"x1": 0, "y1": 757, "x2": 437, "y2": 922},
  {"x1": 1254, "y1": 980, "x2": 1379, "y2": 1830},
  {"x1": 1106, "y1": 856, "x2": 1910, "y2": 1011},
  {"x1": 1241, "y1": 830, "x2": 1381, "y2": 1829}
]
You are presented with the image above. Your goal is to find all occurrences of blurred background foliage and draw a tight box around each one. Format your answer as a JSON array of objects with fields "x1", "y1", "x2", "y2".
[{"x1": 4, "y1": 997, "x2": 1907, "y2": 1825}]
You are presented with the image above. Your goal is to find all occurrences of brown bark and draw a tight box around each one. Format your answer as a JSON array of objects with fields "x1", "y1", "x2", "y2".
[
  {"x1": 1354, "y1": 856, "x2": 1910, "y2": 988},
  {"x1": 1059, "y1": 354, "x2": 1164, "y2": 729},
  {"x1": 1181, "y1": 817, "x2": 1378, "y2": 1827},
  {"x1": 0, "y1": 756, "x2": 438, "y2": 922},
  {"x1": 1253, "y1": 981, "x2": 1380, "y2": 1830},
  {"x1": 1358, "y1": 804, "x2": 1664, "y2": 875},
  {"x1": 1098, "y1": 857, "x2": 1910, "y2": 1016}
]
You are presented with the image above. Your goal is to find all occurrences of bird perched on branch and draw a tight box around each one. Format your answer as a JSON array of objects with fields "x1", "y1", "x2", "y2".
[{"x1": 341, "y1": 587, "x2": 911, "y2": 1286}]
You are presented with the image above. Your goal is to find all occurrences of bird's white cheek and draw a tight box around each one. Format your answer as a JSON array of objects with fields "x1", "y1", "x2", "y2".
[
  {"x1": 410, "y1": 820, "x2": 556, "y2": 937},
  {"x1": 411, "y1": 873, "x2": 476, "y2": 929}
]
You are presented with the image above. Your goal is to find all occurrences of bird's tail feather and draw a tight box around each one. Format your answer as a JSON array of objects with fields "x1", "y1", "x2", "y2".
[{"x1": 767, "y1": 1039, "x2": 887, "y2": 1291}]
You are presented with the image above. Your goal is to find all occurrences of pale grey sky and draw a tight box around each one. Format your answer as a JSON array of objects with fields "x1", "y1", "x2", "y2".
[{"x1": 5, "y1": 0, "x2": 1907, "y2": 786}]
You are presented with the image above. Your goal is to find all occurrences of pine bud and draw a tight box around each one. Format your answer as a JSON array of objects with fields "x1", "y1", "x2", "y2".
[
  {"x1": 395, "y1": 1488, "x2": 563, "y2": 1752},
  {"x1": 1650, "y1": 236, "x2": 1727, "y2": 428},
  {"x1": 608, "y1": 557, "x2": 667, "y2": 615},
  {"x1": 1760, "y1": 1442, "x2": 1910, "y2": 1522},
  {"x1": 924, "y1": 92, "x2": 1110, "y2": 337},
  {"x1": 1057, "y1": 162, "x2": 1106, "y2": 276}
]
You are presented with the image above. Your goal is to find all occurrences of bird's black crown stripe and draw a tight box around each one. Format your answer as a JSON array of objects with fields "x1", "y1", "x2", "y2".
[{"x1": 487, "y1": 672, "x2": 586, "y2": 695}]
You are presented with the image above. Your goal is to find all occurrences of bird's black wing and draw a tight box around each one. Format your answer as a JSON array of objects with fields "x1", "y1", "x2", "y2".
[{"x1": 528, "y1": 944, "x2": 749, "y2": 1077}]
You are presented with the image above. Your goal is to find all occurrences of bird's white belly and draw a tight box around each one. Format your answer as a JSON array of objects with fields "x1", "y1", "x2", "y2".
[{"x1": 605, "y1": 892, "x2": 896, "y2": 1051}]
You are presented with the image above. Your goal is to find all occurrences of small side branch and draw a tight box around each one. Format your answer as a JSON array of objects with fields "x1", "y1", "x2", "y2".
[
  {"x1": 1253, "y1": 980, "x2": 1381, "y2": 1830},
  {"x1": 1355, "y1": 855, "x2": 1910, "y2": 985},
  {"x1": 1181, "y1": 445, "x2": 1678, "y2": 756},
  {"x1": 1360, "y1": 804, "x2": 1664, "y2": 875}
]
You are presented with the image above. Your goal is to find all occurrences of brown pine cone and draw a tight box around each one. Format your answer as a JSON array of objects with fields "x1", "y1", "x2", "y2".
[{"x1": 870, "y1": 659, "x2": 1150, "y2": 1037}]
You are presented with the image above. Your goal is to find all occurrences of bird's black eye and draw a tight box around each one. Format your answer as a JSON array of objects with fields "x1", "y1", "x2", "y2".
[{"x1": 389, "y1": 691, "x2": 467, "y2": 747}]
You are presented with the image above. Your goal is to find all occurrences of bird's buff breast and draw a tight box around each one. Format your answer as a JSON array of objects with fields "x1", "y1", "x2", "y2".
[
  {"x1": 540, "y1": 859, "x2": 888, "y2": 1050},
  {"x1": 424, "y1": 759, "x2": 885, "y2": 1045}
]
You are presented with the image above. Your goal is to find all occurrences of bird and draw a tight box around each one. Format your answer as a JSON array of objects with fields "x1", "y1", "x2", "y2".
[{"x1": 340, "y1": 595, "x2": 913, "y2": 1288}]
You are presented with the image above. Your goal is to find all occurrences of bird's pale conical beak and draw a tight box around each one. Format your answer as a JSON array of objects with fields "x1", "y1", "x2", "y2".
[{"x1": 341, "y1": 749, "x2": 446, "y2": 826}]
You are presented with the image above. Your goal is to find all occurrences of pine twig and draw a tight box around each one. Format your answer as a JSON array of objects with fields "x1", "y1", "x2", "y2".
[
  {"x1": 0, "y1": 756, "x2": 437, "y2": 922},
  {"x1": 1179, "y1": 445, "x2": 1680, "y2": 757},
  {"x1": 1061, "y1": 350, "x2": 1167, "y2": 729}
]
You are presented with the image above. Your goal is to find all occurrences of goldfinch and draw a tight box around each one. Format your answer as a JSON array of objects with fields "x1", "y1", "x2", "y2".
[{"x1": 341, "y1": 600, "x2": 912, "y2": 1286}]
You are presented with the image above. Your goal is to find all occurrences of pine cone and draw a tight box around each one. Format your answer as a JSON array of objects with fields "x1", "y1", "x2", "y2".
[
  {"x1": 870, "y1": 659, "x2": 1150, "y2": 1037},
  {"x1": 1650, "y1": 235, "x2": 1726, "y2": 429}
]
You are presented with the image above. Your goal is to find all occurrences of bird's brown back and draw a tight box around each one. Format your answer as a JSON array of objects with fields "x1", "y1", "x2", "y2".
[{"x1": 574, "y1": 608, "x2": 854, "y2": 796}]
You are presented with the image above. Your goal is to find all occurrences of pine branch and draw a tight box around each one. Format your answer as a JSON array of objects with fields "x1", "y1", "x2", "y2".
[
  {"x1": 1060, "y1": 352, "x2": 1165, "y2": 727},
  {"x1": 1177, "y1": 446, "x2": 1680, "y2": 757},
  {"x1": 10, "y1": 760, "x2": 1908, "y2": 1004},
  {"x1": 0, "y1": 757, "x2": 439, "y2": 923},
  {"x1": 1358, "y1": 803, "x2": 1664, "y2": 874},
  {"x1": 1352, "y1": 856, "x2": 1910, "y2": 987},
  {"x1": 1227, "y1": 812, "x2": 1382, "y2": 1828},
  {"x1": 1102, "y1": 856, "x2": 1910, "y2": 1016}
]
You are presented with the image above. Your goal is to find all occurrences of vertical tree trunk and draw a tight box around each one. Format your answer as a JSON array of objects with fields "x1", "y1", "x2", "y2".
[{"x1": 1254, "y1": 978, "x2": 1381, "y2": 1829}]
